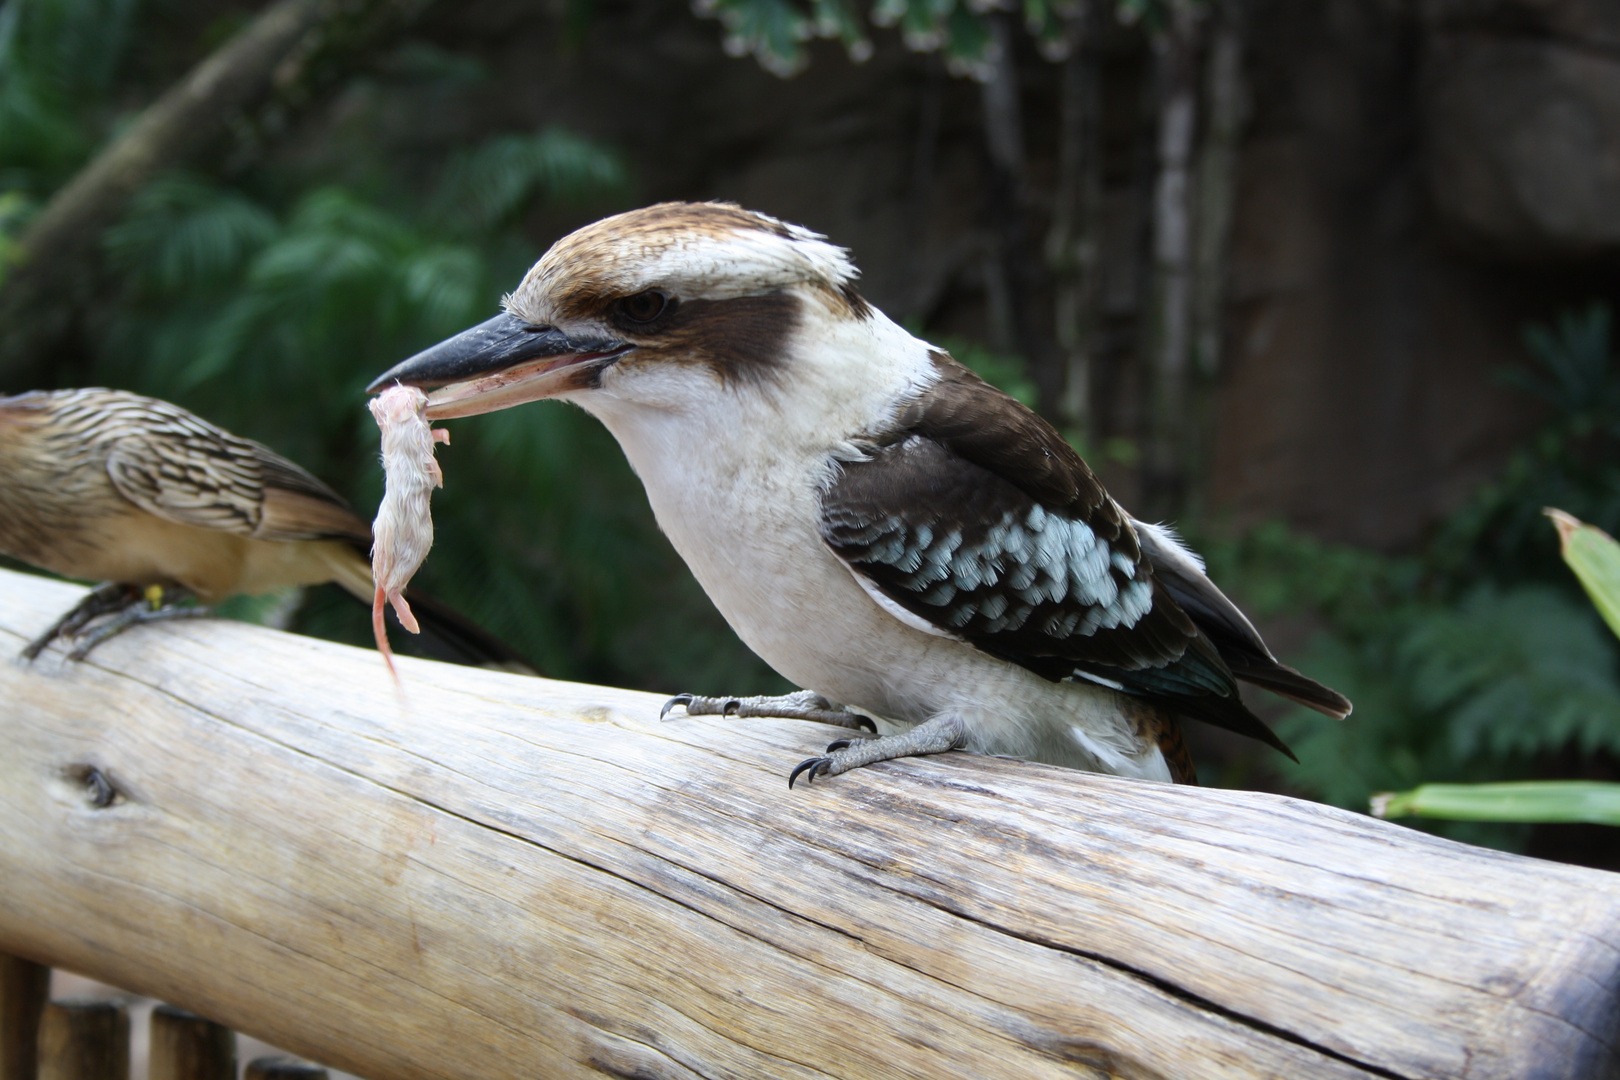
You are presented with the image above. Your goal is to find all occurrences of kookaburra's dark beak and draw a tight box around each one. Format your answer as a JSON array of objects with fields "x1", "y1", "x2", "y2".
[{"x1": 367, "y1": 312, "x2": 630, "y2": 420}]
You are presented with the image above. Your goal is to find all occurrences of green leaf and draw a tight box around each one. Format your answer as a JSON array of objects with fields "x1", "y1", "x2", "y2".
[
  {"x1": 1548, "y1": 508, "x2": 1620, "y2": 642},
  {"x1": 1372, "y1": 781, "x2": 1620, "y2": 826},
  {"x1": 698, "y1": 0, "x2": 813, "y2": 77},
  {"x1": 433, "y1": 128, "x2": 626, "y2": 235},
  {"x1": 1513, "y1": 304, "x2": 1615, "y2": 420},
  {"x1": 105, "y1": 174, "x2": 277, "y2": 294}
]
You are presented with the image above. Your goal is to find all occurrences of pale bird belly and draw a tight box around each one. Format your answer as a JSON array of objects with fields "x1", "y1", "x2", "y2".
[
  {"x1": 657, "y1": 497, "x2": 1162, "y2": 773},
  {"x1": 42, "y1": 514, "x2": 231, "y2": 594},
  {"x1": 66, "y1": 515, "x2": 347, "y2": 602},
  {"x1": 618, "y1": 425, "x2": 1169, "y2": 779}
]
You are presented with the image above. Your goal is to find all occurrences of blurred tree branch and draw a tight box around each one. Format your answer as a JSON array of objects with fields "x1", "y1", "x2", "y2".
[{"x1": 0, "y1": 0, "x2": 435, "y2": 386}]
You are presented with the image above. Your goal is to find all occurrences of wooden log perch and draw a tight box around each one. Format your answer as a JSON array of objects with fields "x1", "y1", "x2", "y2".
[{"x1": 1, "y1": 566, "x2": 1619, "y2": 1080}]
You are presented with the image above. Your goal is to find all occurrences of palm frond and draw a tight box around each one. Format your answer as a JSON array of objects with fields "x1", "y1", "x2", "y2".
[
  {"x1": 432, "y1": 128, "x2": 627, "y2": 236},
  {"x1": 1512, "y1": 303, "x2": 1615, "y2": 420},
  {"x1": 105, "y1": 173, "x2": 278, "y2": 294},
  {"x1": 0, "y1": 0, "x2": 139, "y2": 190}
]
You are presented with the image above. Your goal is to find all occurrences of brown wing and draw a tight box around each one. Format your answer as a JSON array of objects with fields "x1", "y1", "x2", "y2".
[
  {"x1": 84, "y1": 392, "x2": 370, "y2": 544},
  {"x1": 820, "y1": 353, "x2": 1296, "y2": 757}
]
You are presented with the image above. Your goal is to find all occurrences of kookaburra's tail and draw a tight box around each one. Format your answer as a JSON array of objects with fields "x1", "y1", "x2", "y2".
[
  {"x1": 1135, "y1": 521, "x2": 1351, "y2": 720},
  {"x1": 1222, "y1": 657, "x2": 1351, "y2": 719}
]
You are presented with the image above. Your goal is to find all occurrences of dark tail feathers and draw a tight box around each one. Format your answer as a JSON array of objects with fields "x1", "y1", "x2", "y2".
[
  {"x1": 390, "y1": 586, "x2": 540, "y2": 676},
  {"x1": 1228, "y1": 658, "x2": 1352, "y2": 719}
]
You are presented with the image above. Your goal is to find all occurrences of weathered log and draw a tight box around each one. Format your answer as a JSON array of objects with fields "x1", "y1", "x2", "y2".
[{"x1": 0, "y1": 565, "x2": 1617, "y2": 1080}]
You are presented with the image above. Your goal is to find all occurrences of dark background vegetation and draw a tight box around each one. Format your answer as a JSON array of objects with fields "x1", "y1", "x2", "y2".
[{"x1": 4, "y1": 0, "x2": 1620, "y2": 865}]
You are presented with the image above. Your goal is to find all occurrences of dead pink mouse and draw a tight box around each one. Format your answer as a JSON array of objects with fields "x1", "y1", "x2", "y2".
[{"x1": 368, "y1": 383, "x2": 449, "y2": 679}]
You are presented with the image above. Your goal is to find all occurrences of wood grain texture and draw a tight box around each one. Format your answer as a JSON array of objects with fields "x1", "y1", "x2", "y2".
[{"x1": 1, "y1": 566, "x2": 1618, "y2": 1080}]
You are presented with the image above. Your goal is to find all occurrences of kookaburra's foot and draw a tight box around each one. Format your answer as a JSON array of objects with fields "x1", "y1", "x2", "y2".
[
  {"x1": 788, "y1": 714, "x2": 967, "y2": 789},
  {"x1": 661, "y1": 689, "x2": 876, "y2": 732}
]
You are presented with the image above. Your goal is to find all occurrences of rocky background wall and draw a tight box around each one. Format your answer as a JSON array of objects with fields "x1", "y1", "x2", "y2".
[{"x1": 300, "y1": 0, "x2": 1615, "y2": 552}]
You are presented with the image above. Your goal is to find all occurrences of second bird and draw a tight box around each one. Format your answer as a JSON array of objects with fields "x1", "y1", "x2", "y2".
[{"x1": 0, "y1": 386, "x2": 528, "y2": 670}]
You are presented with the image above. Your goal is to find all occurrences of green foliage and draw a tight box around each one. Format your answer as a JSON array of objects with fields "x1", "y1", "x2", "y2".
[
  {"x1": 0, "y1": 0, "x2": 137, "y2": 196},
  {"x1": 105, "y1": 175, "x2": 279, "y2": 294},
  {"x1": 1361, "y1": 513, "x2": 1620, "y2": 831},
  {"x1": 1198, "y1": 304, "x2": 1620, "y2": 849},
  {"x1": 0, "y1": 1, "x2": 786, "y2": 695},
  {"x1": 693, "y1": 0, "x2": 1084, "y2": 79},
  {"x1": 1373, "y1": 781, "x2": 1620, "y2": 826},
  {"x1": 1550, "y1": 508, "x2": 1620, "y2": 642},
  {"x1": 432, "y1": 128, "x2": 626, "y2": 236},
  {"x1": 692, "y1": 0, "x2": 1200, "y2": 79},
  {"x1": 1512, "y1": 304, "x2": 1616, "y2": 423},
  {"x1": 0, "y1": 0, "x2": 141, "y2": 274},
  {"x1": 1431, "y1": 303, "x2": 1620, "y2": 591}
]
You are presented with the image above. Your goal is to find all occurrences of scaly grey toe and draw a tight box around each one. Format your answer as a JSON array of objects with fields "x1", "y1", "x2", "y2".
[
  {"x1": 65, "y1": 600, "x2": 213, "y2": 661},
  {"x1": 22, "y1": 583, "x2": 137, "y2": 661},
  {"x1": 789, "y1": 714, "x2": 966, "y2": 788},
  {"x1": 663, "y1": 689, "x2": 875, "y2": 731}
]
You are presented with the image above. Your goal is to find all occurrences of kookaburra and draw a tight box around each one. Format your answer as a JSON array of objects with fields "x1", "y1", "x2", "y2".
[
  {"x1": 369, "y1": 202, "x2": 1350, "y2": 785},
  {"x1": 0, "y1": 387, "x2": 529, "y2": 670}
]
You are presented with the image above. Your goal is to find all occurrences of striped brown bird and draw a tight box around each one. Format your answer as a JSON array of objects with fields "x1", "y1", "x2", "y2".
[{"x1": 0, "y1": 387, "x2": 529, "y2": 668}]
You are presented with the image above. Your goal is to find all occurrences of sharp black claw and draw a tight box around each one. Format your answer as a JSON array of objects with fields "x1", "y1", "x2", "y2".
[
  {"x1": 788, "y1": 757, "x2": 828, "y2": 789},
  {"x1": 721, "y1": 698, "x2": 743, "y2": 716},
  {"x1": 854, "y1": 713, "x2": 877, "y2": 733},
  {"x1": 826, "y1": 739, "x2": 853, "y2": 753},
  {"x1": 660, "y1": 693, "x2": 694, "y2": 721}
]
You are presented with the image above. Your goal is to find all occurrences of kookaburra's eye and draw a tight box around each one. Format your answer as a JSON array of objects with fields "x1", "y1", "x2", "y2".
[{"x1": 618, "y1": 289, "x2": 670, "y2": 324}]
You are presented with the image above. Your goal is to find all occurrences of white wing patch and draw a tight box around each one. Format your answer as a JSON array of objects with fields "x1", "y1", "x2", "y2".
[
  {"x1": 843, "y1": 565, "x2": 964, "y2": 640},
  {"x1": 1133, "y1": 519, "x2": 1206, "y2": 572}
]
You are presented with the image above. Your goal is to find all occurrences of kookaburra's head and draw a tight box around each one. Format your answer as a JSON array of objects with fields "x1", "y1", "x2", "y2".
[{"x1": 368, "y1": 202, "x2": 894, "y2": 421}]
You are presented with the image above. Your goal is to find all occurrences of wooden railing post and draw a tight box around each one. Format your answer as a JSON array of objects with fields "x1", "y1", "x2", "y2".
[
  {"x1": 245, "y1": 1057, "x2": 327, "y2": 1080},
  {"x1": 38, "y1": 999, "x2": 128, "y2": 1080},
  {"x1": 149, "y1": 1006, "x2": 234, "y2": 1080},
  {"x1": 0, "y1": 953, "x2": 49, "y2": 1080}
]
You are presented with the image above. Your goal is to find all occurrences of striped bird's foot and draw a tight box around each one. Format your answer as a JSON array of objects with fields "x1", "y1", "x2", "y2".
[
  {"x1": 22, "y1": 582, "x2": 139, "y2": 660},
  {"x1": 65, "y1": 594, "x2": 213, "y2": 661},
  {"x1": 661, "y1": 689, "x2": 877, "y2": 732},
  {"x1": 23, "y1": 584, "x2": 211, "y2": 662},
  {"x1": 789, "y1": 714, "x2": 966, "y2": 789}
]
